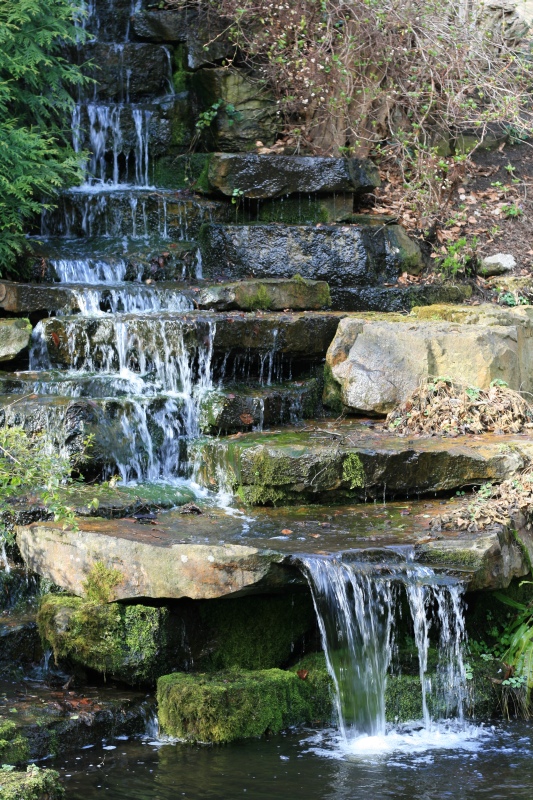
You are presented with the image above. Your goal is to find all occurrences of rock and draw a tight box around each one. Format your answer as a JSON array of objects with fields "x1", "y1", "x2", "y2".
[
  {"x1": 81, "y1": 43, "x2": 173, "y2": 102},
  {"x1": 194, "y1": 420, "x2": 533, "y2": 504},
  {"x1": 325, "y1": 304, "x2": 533, "y2": 415},
  {"x1": 37, "y1": 595, "x2": 178, "y2": 686},
  {"x1": 16, "y1": 517, "x2": 289, "y2": 601},
  {"x1": 479, "y1": 253, "x2": 516, "y2": 277},
  {"x1": 207, "y1": 154, "x2": 380, "y2": 199},
  {"x1": 330, "y1": 283, "x2": 472, "y2": 312},
  {"x1": 16, "y1": 493, "x2": 533, "y2": 595},
  {"x1": 41, "y1": 189, "x2": 232, "y2": 241},
  {"x1": 198, "y1": 377, "x2": 322, "y2": 433},
  {"x1": 133, "y1": 9, "x2": 232, "y2": 68},
  {"x1": 0, "y1": 767, "x2": 64, "y2": 800},
  {"x1": 198, "y1": 223, "x2": 424, "y2": 287},
  {"x1": 37, "y1": 311, "x2": 343, "y2": 371},
  {"x1": 194, "y1": 278, "x2": 331, "y2": 311},
  {"x1": 157, "y1": 668, "x2": 326, "y2": 743},
  {"x1": 0, "y1": 319, "x2": 31, "y2": 362},
  {"x1": 191, "y1": 68, "x2": 277, "y2": 151}
]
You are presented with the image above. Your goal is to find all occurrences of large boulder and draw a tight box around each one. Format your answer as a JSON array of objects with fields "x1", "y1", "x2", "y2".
[
  {"x1": 207, "y1": 154, "x2": 380, "y2": 199},
  {"x1": 0, "y1": 318, "x2": 31, "y2": 362},
  {"x1": 325, "y1": 304, "x2": 533, "y2": 415}
]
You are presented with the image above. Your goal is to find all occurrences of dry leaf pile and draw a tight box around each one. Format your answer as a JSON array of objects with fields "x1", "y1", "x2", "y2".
[
  {"x1": 386, "y1": 379, "x2": 533, "y2": 436},
  {"x1": 431, "y1": 470, "x2": 533, "y2": 533}
]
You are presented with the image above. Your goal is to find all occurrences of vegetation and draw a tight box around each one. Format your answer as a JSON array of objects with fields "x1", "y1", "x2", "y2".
[
  {"x1": 0, "y1": 425, "x2": 82, "y2": 554},
  {"x1": 167, "y1": 0, "x2": 533, "y2": 222},
  {"x1": 0, "y1": 0, "x2": 90, "y2": 274},
  {"x1": 0, "y1": 765, "x2": 64, "y2": 800}
]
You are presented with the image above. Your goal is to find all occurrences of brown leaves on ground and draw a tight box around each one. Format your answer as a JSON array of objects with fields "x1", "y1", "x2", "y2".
[
  {"x1": 431, "y1": 469, "x2": 533, "y2": 534},
  {"x1": 386, "y1": 378, "x2": 533, "y2": 437}
]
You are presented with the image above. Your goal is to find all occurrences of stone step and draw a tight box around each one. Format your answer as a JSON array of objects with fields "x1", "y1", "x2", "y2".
[
  {"x1": 205, "y1": 153, "x2": 380, "y2": 199},
  {"x1": 40, "y1": 188, "x2": 233, "y2": 241},
  {"x1": 16, "y1": 496, "x2": 533, "y2": 599},
  {"x1": 31, "y1": 235, "x2": 199, "y2": 282},
  {"x1": 0, "y1": 370, "x2": 162, "y2": 398},
  {"x1": 35, "y1": 311, "x2": 343, "y2": 376},
  {"x1": 0, "y1": 277, "x2": 330, "y2": 315},
  {"x1": 199, "y1": 377, "x2": 323, "y2": 433},
  {"x1": 198, "y1": 222, "x2": 424, "y2": 286},
  {"x1": 0, "y1": 393, "x2": 187, "y2": 477},
  {"x1": 192, "y1": 418, "x2": 533, "y2": 504}
]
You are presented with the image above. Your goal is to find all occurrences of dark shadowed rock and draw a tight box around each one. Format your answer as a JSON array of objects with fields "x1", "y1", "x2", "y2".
[{"x1": 207, "y1": 154, "x2": 380, "y2": 199}]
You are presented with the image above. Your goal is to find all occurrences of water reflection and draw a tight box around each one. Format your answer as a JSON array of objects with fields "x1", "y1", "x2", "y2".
[{"x1": 54, "y1": 724, "x2": 533, "y2": 800}]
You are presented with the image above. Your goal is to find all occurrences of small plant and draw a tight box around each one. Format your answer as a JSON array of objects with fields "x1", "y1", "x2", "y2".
[
  {"x1": 501, "y1": 203, "x2": 523, "y2": 219},
  {"x1": 437, "y1": 237, "x2": 478, "y2": 278},
  {"x1": 231, "y1": 187, "x2": 245, "y2": 205},
  {"x1": 195, "y1": 100, "x2": 223, "y2": 132}
]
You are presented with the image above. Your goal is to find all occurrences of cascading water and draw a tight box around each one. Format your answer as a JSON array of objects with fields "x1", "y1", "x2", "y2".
[{"x1": 301, "y1": 551, "x2": 467, "y2": 744}]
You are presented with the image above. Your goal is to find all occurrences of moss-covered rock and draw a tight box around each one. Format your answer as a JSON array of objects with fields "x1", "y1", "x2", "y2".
[
  {"x1": 0, "y1": 721, "x2": 30, "y2": 766},
  {"x1": 157, "y1": 668, "x2": 319, "y2": 743},
  {"x1": 0, "y1": 766, "x2": 63, "y2": 800},
  {"x1": 37, "y1": 594, "x2": 173, "y2": 686},
  {"x1": 197, "y1": 592, "x2": 316, "y2": 671}
]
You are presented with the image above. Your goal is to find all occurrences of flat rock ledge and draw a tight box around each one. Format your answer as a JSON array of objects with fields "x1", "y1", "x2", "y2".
[{"x1": 15, "y1": 497, "x2": 533, "y2": 597}]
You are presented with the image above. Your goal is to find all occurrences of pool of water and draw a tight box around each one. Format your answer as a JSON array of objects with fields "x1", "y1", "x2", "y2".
[{"x1": 51, "y1": 722, "x2": 533, "y2": 800}]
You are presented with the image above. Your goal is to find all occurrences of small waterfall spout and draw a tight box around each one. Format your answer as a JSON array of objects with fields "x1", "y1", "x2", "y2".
[{"x1": 301, "y1": 552, "x2": 467, "y2": 743}]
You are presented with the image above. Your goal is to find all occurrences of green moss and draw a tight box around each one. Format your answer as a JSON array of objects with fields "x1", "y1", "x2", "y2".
[
  {"x1": 342, "y1": 453, "x2": 365, "y2": 489},
  {"x1": 0, "y1": 767, "x2": 63, "y2": 800},
  {"x1": 421, "y1": 547, "x2": 482, "y2": 569},
  {"x1": 322, "y1": 363, "x2": 343, "y2": 414},
  {"x1": 157, "y1": 669, "x2": 314, "y2": 743},
  {"x1": 288, "y1": 653, "x2": 333, "y2": 723},
  {"x1": 247, "y1": 284, "x2": 273, "y2": 311},
  {"x1": 198, "y1": 593, "x2": 316, "y2": 671},
  {"x1": 37, "y1": 594, "x2": 170, "y2": 686},
  {"x1": 236, "y1": 484, "x2": 288, "y2": 507},
  {"x1": 0, "y1": 721, "x2": 29, "y2": 766},
  {"x1": 152, "y1": 154, "x2": 213, "y2": 192},
  {"x1": 83, "y1": 562, "x2": 123, "y2": 603}
]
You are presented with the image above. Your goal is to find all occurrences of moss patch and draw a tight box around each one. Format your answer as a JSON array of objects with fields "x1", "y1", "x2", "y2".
[
  {"x1": 342, "y1": 453, "x2": 365, "y2": 489},
  {"x1": 322, "y1": 363, "x2": 343, "y2": 414},
  {"x1": 157, "y1": 668, "x2": 316, "y2": 743},
  {"x1": 37, "y1": 594, "x2": 171, "y2": 686},
  {"x1": 198, "y1": 592, "x2": 316, "y2": 671},
  {"x1": 0, "y1": 721, "x2": 29, "y2": 766},
  {"x1": 0, "y1": 767, "x2": 63, "y2": 800}
]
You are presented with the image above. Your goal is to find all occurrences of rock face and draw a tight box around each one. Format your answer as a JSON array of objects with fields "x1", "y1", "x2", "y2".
[
  {"x1": 207, "y1": 154, "x2": 380, "y2": 199},
  {"x1": 0, "y1": 318, "x2": 31, "y2": 362},
  {"x1": 199, "y1": 223, "x2": 424, "y2": 287},
  {"x1": 325, "y1": 304, "x2": 533, "y2": 414},
  {"x1": 195, "y1": 277, "x2": 331, "y2": 311},
  {"x1": 16, "y1": 519, "x2": 288, "y2": 601},
  {"x1": 195, "y1": 421, "x2": 533, "y2": 504}
]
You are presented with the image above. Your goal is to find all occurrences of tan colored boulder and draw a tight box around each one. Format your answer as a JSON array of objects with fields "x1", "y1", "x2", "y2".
[
  {"x1": 325, "y1": 304, "x2": 533, "y2": 414},
  {"x1": 0, "y1": 318, "x2": 31, "y2": 362}
]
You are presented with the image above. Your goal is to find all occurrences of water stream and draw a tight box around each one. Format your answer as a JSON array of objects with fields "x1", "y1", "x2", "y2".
[{"x1": 301, "y1": 551, "x2": 467, "y2": 746}]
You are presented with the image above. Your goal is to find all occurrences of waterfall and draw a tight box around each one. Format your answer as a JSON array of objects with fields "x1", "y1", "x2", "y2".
[{"x1": 301, "y1": 552, "x2": 467, "y2": 742}]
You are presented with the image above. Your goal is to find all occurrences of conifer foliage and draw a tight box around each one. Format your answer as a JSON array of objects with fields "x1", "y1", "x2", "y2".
[{"x1": 0, "y1": 0, "x2": 89, "y2": 274}]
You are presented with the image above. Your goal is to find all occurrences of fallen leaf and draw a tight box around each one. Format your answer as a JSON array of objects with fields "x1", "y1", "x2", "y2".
[
  {"x1": 239, "y1": 413, "x2": 254, "y2": 425},
  {"x1": 297, "y1": 669, "x2": 309, "y2": 680},
  {"x1": 281, "y1": 529, "x2": 293, "y2": 535}
]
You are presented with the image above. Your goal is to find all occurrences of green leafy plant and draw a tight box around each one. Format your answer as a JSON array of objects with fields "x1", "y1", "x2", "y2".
[
  {"x1": 501, "y1": 202, "x2": 523, "y2": 219},
  {"x1": 0, "y1": 424, "x2": 81, "y2": 554},
  {"x1": 493, "y1": 584, "x2": 533, "y2": 700},
  {"x1": 438, "y1": 237, "x2": 478, "y2": 278},
  {"x1": 0, "y1": 0, "x2": 91, "y2": 275}
]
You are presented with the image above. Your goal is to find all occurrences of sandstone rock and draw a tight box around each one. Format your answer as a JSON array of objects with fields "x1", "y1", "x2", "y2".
[
  {"x1": 0, "y1": 318, "x2": 31, "y2": 362},
  {"x1": 207, "y1": 154, "x2": 380, "y2": 199},
  {"x1": 191, "y1": 68, "x2": 277, "y2": 151},
  {"x1": 479, "y1": 253, "x2": 516, "y2": 277},
  {"x1": 325, "y1": 304, "x2": 533, "y2": 414}
]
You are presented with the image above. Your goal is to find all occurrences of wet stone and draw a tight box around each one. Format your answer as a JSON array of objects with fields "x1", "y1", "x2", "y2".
[
  {"x1": 0, "y1": 319, "x2": 32, "y2": 363},
  {"x1": 206, "y1": 154, "x2": 380, "y2": 199},
  {"x1": 80, "y1": 44, "x2": 174, "y2": 103},
  {"x1": 15, "y1": 496, "x2": 533, "y2": 598},
  {"x1": 198, "y1": 223, "x2": 424, "y2": 287}
]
